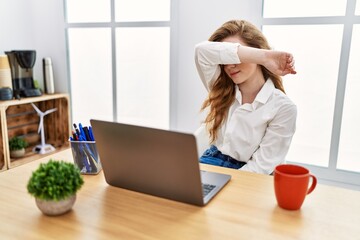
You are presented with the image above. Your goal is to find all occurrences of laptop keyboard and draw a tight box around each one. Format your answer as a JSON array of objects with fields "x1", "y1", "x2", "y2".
[{"x1": 202, "y1": 183, "x2": 216, "y2": 197}]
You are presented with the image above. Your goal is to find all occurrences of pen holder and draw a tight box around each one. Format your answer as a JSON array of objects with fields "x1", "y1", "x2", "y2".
[{"x1": 70, "y1": 141, "x2": 102, "y2": 175}]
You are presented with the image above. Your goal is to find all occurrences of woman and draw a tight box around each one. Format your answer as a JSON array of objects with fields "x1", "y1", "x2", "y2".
[{"x1": 195, "y1": 19, "x2": 297, "y2": 174}]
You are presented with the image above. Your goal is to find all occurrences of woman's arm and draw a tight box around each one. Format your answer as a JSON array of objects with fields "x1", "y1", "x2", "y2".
[
  {"x1": 195, "y1": 41, "x2": 296, "y2": 90},
  {"x1": 238, "y1": 47, "x2": 296, "y2": 76}
]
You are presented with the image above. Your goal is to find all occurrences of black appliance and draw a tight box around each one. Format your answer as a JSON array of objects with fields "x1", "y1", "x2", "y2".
[{"x1": 5, "y1": 50, "x2": 42, "y2": 98}]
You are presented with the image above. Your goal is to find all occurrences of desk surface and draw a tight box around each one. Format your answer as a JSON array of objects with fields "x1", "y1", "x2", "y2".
[{"x1": 1, "y1": 149, "x2": 359, "y2": 240}]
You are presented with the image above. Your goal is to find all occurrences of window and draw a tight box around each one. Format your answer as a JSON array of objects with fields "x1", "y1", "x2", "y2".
[
  {"x1": 67, "y1": 28, "x2": 113, "y2": 124},
  {"x1": 263, "y1": 0, "x2": 360, "y2": 189},
  {"x1": 115, "y1": 27, "x2": 170, "y2": 128},
  {"x1": 115, "y1": 0, "x2": 170, "y2": 21},
  {"x1": 66, "y1": 0, "x2": 110, "y2": 23},
  {"x1": 65, "y1": 0, "x2": 171, "y2": 129},
  {"x1": 263, "y1": 0, "x2": 347, "y2": 17}
]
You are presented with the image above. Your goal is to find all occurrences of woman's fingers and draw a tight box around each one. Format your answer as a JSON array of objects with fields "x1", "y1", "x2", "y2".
[{"x1": 286, "y1": 54, "x2": 296, "y2": 74}]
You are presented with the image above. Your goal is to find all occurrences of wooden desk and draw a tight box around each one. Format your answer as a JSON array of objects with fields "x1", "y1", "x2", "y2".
[{"x1": 1, "y1": 148, "x2": 359, "y2": 239}]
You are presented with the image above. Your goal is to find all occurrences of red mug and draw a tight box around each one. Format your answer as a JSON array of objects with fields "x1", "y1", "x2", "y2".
[{"x1": 274, "y1": 164, "x2": 317, "y2": 210}]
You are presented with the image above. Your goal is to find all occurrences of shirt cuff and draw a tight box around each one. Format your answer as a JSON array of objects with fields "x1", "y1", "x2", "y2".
[{"x1": 219, "y1": 42, "x2": 241, "y2": 64}]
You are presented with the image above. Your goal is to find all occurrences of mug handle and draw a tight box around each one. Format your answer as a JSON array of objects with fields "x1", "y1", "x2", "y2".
[{"x1": 307, "y1": 174, "x2": 317, "y2": 195}]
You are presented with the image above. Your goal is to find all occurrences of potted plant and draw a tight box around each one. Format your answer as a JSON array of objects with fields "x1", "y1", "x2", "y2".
[
  {"x1": 9, "y1": 136, "x2": 28, "y2": 158},
  {"x1": 27, "y1": 159, "x2": 84, "y2": 216}
]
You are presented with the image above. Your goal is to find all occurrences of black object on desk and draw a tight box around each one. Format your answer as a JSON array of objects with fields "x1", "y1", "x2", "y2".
[{"x1": 22, "y1": 88, "x2": 42, "y2": 97}]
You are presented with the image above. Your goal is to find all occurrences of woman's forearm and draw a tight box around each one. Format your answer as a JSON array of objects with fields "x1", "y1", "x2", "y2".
[
  {"x1": 238, "y1": 45, "x2": 296, "y2": 76},
  {"x1": 237, "y1": 45, "x2": 268, "y2": 65}
]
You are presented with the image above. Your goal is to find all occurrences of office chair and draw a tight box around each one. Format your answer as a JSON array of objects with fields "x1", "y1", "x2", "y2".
[{"x1": 194, "y1": 124, "x2": 210, "y2": 158}]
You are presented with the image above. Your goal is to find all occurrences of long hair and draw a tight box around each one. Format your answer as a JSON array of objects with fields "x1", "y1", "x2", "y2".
[{"x1": 201, "y1": 19, "x2": 285, "y2": 143}]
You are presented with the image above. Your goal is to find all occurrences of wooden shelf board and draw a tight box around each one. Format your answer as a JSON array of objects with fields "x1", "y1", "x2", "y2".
[{"x1": 8, "y1": 146, "x2": 71, "y2": 169}]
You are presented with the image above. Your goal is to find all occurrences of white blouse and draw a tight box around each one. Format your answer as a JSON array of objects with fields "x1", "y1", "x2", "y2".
[{"x1": 195, "y1": 41, "x2": 297, "y2": 174}]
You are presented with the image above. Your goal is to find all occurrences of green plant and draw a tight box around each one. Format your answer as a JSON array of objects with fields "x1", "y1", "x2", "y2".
[
  {"x1": 9, "y1": 136, "x2": 28, "y2": 151},
  {"x1": 27, "y1": 159, "x2": 84, "y2": 201}
]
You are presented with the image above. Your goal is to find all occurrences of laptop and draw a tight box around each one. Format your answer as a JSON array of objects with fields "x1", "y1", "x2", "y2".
[{"x1": 90, "y1": 119, "x2": 231, "y2": 206}]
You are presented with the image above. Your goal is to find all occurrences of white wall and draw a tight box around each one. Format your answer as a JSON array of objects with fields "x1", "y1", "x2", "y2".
[
  {"x1": 0, "y1": 0, "x2": 69, "y2": 93},
  {"x1": 174, "y1": 0, "x2": 262, "y2": 132},
  {"x1": 30, "y1": 0, "x2": 69, "y2": 94},
  {"x1": 0, "y1": 0, "x2": 34, "y2": 52}
]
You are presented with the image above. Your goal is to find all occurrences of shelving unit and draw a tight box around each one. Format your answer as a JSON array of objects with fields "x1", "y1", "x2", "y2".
[{"x1": 0, "y1": 93, "x2": 71, "y2": 170}]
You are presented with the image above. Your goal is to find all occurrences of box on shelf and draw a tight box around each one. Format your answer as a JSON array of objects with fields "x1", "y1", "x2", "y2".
[{"x1": 0, "y1": 94, "x2": 71, "y2": 169}]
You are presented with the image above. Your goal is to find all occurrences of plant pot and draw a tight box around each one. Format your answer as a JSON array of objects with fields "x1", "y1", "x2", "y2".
[
  {"x1": 35, "y1": 195, "x2": 76, "y2": 216},
  {"x1": 10, "y1": 148, "x2": 25, "y2": 158}
]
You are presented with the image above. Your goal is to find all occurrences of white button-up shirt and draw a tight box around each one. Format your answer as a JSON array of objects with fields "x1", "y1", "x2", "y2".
[{"x1": 195, "y1": 41, "x2": 297, "y2": 174}]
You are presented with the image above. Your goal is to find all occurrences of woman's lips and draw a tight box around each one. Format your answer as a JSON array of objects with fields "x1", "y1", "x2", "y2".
[{"x1": 230, "y1": 71, "x2": 240, "y2": 77}]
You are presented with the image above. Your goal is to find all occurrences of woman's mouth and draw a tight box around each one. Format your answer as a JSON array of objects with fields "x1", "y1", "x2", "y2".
[{"x1": 230, "y1": 71, "x2": 240, "y2": 77}]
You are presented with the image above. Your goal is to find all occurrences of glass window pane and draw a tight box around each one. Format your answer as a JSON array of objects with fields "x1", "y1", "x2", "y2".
[
  {"x1": 263, "y1": 0, "x2": 347, "y2": 17},
  {"x1": 66, "y1": 0, "x2": 110, "y2": 23},
  {"x1": 356, "y1": 0, "x2": 360, "y2": 15},
  {"x1": 115, "y1": 0, "x2": 170, "y2": 22},
  {"x1": 116, "y1": 27, "x2": 169, "y2": 129},
  {"x1": 68, "y1": 28, "x2": 113, "y2": 126},
  {"x1": 337, "y1": 25, "x2": 360, "y2": 172},
  {"x1": 262, "y1": 25, "x2": 343, "y2": 167}
]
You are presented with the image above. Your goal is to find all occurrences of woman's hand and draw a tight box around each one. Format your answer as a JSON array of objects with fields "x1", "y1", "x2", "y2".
[{"x1": 263, "y1": 50, "x2": 297, "y2": 76}]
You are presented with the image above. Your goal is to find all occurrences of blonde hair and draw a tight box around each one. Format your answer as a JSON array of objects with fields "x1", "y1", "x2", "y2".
[{"x1": 201, "y1": 19, "x2": 285, "y2": 143}]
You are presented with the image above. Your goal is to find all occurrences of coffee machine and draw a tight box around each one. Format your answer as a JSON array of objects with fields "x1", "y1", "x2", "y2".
[{"x1": 5, "y1": 50, "x2": 42, "y2": 98}]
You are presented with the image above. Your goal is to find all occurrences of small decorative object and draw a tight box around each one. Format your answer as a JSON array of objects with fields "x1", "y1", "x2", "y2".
[
  {"x1": 31, "y1": 102, "x2": 57, "y2": 154},
  {"x1": 27, "y1": 159, "x2": 84, "y2": 216},
  {"x1": 9, "y1": 136, "x2": 28, "y2": 158},
  {"x1": 0, "y1": 55, "x2": 13, "y2": 91}
]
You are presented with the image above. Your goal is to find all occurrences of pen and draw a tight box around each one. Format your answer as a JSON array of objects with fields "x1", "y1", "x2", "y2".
[
  {"x1": 83, "y1": 127, "x2": 91, "y2": 141},
  {"x1": 78, "y1": 123, "x2": 88, "y2": 141},
  {"x1": 73, "y1": 124, "x2": 81, "y2": 139},
  {"x1": 72, "y1": 130, "x2": 78, "y2": 141},
  {"x1": 72, "y1": 123, "x2": 96, "y2": 141},
  {"x1": 88, "y1": 126, "x2": 95, "y2": 141}
]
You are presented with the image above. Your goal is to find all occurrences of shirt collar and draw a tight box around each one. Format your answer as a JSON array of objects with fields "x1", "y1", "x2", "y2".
[
  {"x1": 235, "y1": 79, "x2": 275, "y2": 110},
  {"x1": 254, "y1": 79, "x2": 274, "y2": 105}
]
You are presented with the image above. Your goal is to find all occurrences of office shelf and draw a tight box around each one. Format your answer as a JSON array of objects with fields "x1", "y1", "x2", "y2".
[{"x1": 0, "y1": 93, "x2": 71, "y2": 170}]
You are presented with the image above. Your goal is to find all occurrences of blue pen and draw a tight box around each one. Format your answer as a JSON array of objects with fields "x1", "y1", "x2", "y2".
[
  {"x1": 88, "y1": 126, "x2": 95, "y2": 141},
  {"x1": 78, "y1": 123, "x2": 87, "y2": 141},
  {"x1": 78, "y1": 133, "x2": 86, "y2": 141},
  {"x1": 77, "y1": 132, "x2": 97, "y2": 160}
]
